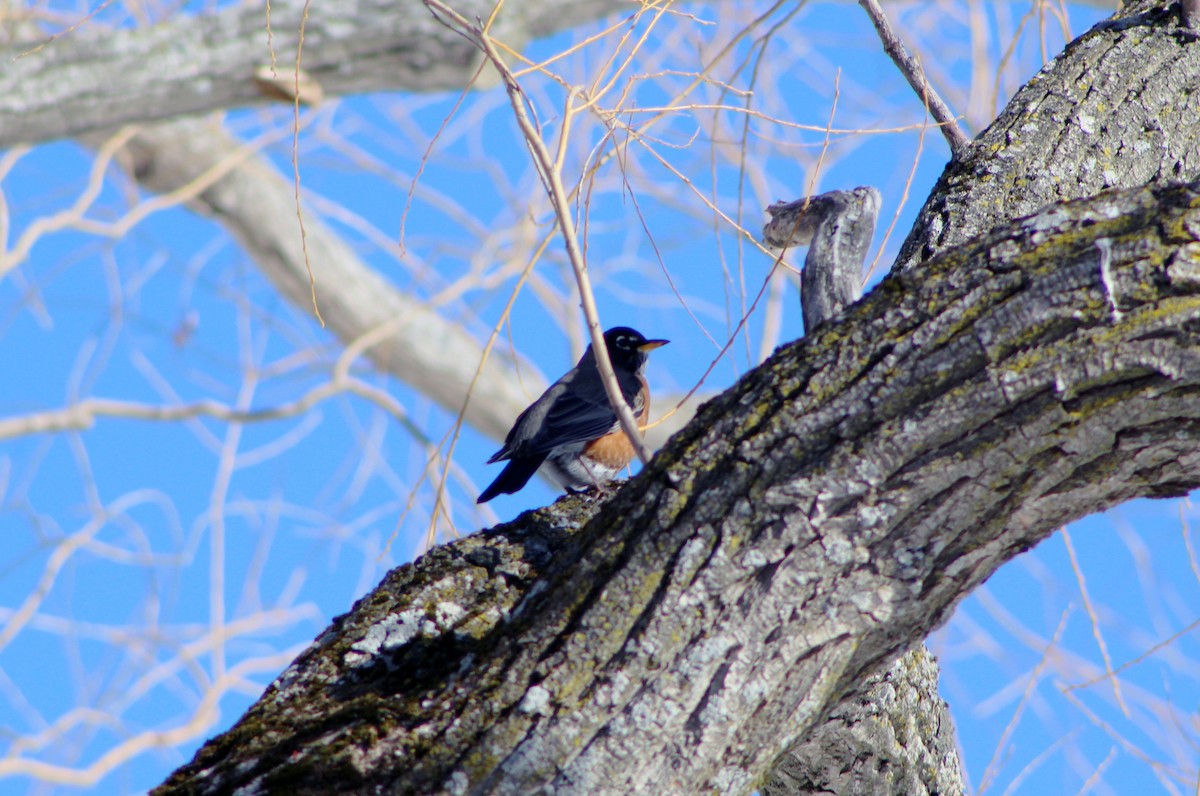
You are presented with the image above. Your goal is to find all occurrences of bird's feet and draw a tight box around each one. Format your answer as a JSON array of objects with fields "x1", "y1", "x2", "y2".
[{"x1": 565, "y1": 479, "x2": 628, "y2": 499}]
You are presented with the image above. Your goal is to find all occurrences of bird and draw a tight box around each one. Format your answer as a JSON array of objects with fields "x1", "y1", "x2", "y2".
[{"x1": 477, "y1": 326, "x2": 668, "y2": 503}]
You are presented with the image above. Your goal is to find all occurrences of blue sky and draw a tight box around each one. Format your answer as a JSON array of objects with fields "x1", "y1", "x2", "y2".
[{"x1": 4, "y1": 2, "x2": 1199, "y2": 794}]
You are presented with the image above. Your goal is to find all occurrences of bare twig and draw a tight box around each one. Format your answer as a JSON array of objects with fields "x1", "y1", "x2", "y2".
[
  {"x1": 1182, "y1": 499, "x2": 1200, "y2": 588},
  {"x1": 857, "y1": 0, "x2": 971, "y2": 158},
  {"x1": 1062, "y1": 525, "x2": 1131, "y2": 718},
  {"x1": 1058, "y1": 689, "x2": 1182, "y2": 787},
  {"x1": 416, "y1": 232, "x2": 549, "y2": 553},
  {"x1": 864, "y1": 78, "x2": 931, "y2": 284},
  {"x1": 288, "y1": 0, "x2": 324, "y2": 326},
  {"x1": 0, "y1": 329, "x2": 430, "y2": 445},
  {"x1": 1064, "y1": 613, "x2": 1200, "y2": 693},
  {"x1": 977, "y1": 609, "x2": 1070, "y2": 795},
  {"x1": 114, "y1": 118, "x2": 536, "y2": 443},
  {"x1": 425, "y1": 0, "x2": 652, "y2": 465},
  {"x1": 0, "y1": 647, "x2": 305, "y2": 786}
]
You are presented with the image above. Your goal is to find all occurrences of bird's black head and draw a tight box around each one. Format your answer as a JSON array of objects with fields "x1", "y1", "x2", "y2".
[{"x1": 601, "y1": 326, "x2": 669, "y2": 371}]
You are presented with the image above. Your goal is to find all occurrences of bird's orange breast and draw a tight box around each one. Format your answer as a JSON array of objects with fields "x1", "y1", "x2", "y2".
[{"x1": 579, "y1": 382, "x2": 650, "y2": 471}]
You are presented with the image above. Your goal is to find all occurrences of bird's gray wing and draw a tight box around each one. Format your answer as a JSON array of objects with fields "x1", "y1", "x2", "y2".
[
  {"x1": 526, "y1": 368, "x2": 647, "y2": 455},
  {"x1": 492, "y1": 367, "x2": 643, "y2": 460}
]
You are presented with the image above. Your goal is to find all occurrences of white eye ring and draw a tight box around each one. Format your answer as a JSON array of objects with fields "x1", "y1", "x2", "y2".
[{"x1": 617, "y1": 335, "x2": 630, "y2": 348}]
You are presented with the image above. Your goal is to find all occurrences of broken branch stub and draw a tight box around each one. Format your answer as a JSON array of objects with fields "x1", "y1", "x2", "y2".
[{"x1": 764, "y1": 187, "x2": 881, "y2": 332}]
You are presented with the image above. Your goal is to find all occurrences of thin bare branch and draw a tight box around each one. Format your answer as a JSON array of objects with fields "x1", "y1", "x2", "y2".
[
  {"x1": 978, "y1": 609, "x2": 1071, "y2": 794},
  {"x1": 1062, "y1": 525, "x2": 1131, "y2": 718},
  {"x1": 425, "y1": 0, "x2": 652, "y2": 465},
  {"x1": 857, "y1": 0, "x2": 971, "y2": 158}
]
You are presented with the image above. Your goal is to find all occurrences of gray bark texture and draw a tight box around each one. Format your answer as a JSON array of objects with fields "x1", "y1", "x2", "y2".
[
  {"x1": 0, "y1": 0, "x2": 632, "y2": 148},
  {"x1": 91, "y1": 0, "x2": 1199, "y2": 793},
  {"x1": 761, "y1": 647, "x2": 963, "y2": 796},
  {"x1": 764, "y1": 187, "x2": 879, "y2": 329},
  {"x1": 758, "y1": 188, "x2": 962, "y2": 796},
  {"x1": 156, "y1": 176, "x2": 1200, "y2": 795},
  {"x1": 895, "y1": 0, "x2": 1200, "y2": 270}
]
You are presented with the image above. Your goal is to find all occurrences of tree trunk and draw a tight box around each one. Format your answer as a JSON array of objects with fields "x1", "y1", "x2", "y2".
[
  {"x1": 895, "y1": 0, "x2": 1200, "y2": 269},
  {"x1": 153, "y1": 171, "x2": 1200, "y2": 794},
  {"x1": 761, "y1": 646, "x2": 964, "y2": 796}
]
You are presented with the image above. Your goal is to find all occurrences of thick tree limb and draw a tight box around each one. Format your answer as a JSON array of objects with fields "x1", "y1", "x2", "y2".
[
  {"x1": 156, "y1": 180, "x2": 1200, "y2": 795},
  {"x1": 0, "y1": 0, "x2": 637, "y2": 148},
  {"x1": 761, "y1": 186, "x2": 963, "y2": 796},
  {"x1": 895, "y1": 0, "x2": 1200, "y2": 272}
]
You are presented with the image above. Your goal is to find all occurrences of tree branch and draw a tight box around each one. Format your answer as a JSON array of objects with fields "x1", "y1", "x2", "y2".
[
  {"x1": 116, "y1": 118, "x2": 539, "y2": 443},
  {"x1": 761, "y1": 647, "x2": 964, "y2": 796},
  {"x1": 155, "y1": 179, "x2": 1200, "y2": 795},
  {"x1": 762, "y1": 185, "x2": 962, "y2": 796},
  {"x1": 764, "y1": 187, "x2": 880, "y2": 330},
  {"x1": 857, "y1": 0, "x2": 970, "y2": 158},
  {"x1": 0, "y1": 0, "x2": 638, "y2": 148},
  {"x1": 895, "y1": 0, "x2": 1200, "y2": 271}
]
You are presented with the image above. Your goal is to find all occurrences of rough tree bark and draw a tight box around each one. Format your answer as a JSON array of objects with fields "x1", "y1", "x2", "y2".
[
  {"x1": 0, "y1": 0, "x2": 637, "y2": 148},
  {"x1": 148, "y1": 1, "x2": 1200, "y2": 791},
  {"x1": 154, "y1": 176, "x2": 1200, "y2": 795},
  {"x1": 895, "y1": 0, "x2": 1200, "y2": 270},
  {"x1": 767, "y1": 187, "x2": 964, "y2": 796},
  {"x1": 760, "y1": 646, "x2": 962, "y2": 796},
  {"x1": 764, "y1": 186, "x2": 879, "y2": 327},
  {"x1": 3, "y1": 0, "x2": 1187, "y2": 792}
]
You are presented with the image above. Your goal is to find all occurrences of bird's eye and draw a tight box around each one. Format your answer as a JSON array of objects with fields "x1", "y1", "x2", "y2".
[{"x1": 616, "y1": 335, "x2": 629, "y2": 348}]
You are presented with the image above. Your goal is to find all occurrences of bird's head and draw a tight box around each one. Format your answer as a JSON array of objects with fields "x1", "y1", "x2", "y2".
[{"x1": 601, "y1": 326, "x2": 669, "y2": 371}]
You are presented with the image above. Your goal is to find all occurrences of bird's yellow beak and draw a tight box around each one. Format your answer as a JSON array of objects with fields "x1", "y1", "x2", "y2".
[{"x1": 638, "y1": 339, "x2": 669, "y2": 352}]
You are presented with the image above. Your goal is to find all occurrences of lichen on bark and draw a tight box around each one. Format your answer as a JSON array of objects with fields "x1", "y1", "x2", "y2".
[{"x1": 157, "y1": 181, "x2": 1200, "y2": 795}]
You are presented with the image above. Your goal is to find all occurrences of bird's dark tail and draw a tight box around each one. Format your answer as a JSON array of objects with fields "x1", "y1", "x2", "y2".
[{"x1": 477, "y1": 456, "x2": 545, "y2": 503}]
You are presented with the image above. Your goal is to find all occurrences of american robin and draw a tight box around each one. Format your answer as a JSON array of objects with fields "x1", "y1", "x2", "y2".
[{"x1": 477, "y1": 326, "x2": 668, "y2": 503}]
